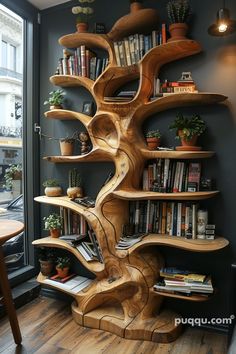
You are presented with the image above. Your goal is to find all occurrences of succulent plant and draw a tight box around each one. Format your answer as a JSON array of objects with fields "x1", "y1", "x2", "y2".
[
  {"x1": 167, "y1": 0, "x2": 191, "y2": 24},
  {"x1": 69, "y1": 168, "x2": 82, "y2": 188}
]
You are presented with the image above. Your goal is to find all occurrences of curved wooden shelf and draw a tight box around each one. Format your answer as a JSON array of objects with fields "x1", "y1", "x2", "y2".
[
  {"x1": 118, "y1": 234, "x2": 229, "y2": 255},
  {"x1": 150, "y1": 288, "x2": 211, "y2": 302},
  {"x1": 33, "y1": 237, "x2": 104, "y2": 273},
  {"x1": 141, "y1": 149, "x2": 215, "y2": 160},
  {"x1": 44, "y1": 109, "x2": 92, "y2": 125},
  {"x1": 34, "y1": 196, "x2": 91, "y2": 215},
  {"x1": 113, "y1": 190, "x2": 219, "y2": 201},
  {"x1": 43, "y1": 148, "x2": 111, "y2": 163},
  {"x1": 50, "y1": 75, "x2": 93, "y2": 90}
]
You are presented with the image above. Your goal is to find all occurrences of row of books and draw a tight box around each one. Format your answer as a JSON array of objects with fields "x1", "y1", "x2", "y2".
[
  {"x1": 114, "y1": 25, "x2": 167, "y2": 67},
  {"x1": 44, "y1": 274, "x2": 92, "y2": 294},
  {"x1": 143, "y1": 160, "x2": 201, "y2": 193},
  {"x1": 154, "y1": 267, "x2": 214, "y2": 296},
  {"x1": 59, "y1": 207, "x2": 88, "y2": 236},
  {"x1": 55, "y1": 47, "x2": 109, "y2": 80},
  {"x1": 129, "y1": 200, "x2": 207, "y2": 239}
]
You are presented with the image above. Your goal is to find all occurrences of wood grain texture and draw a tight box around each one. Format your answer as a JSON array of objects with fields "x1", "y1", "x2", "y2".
[
  {"x1": 35, "y1": 36, "x2": 229, "y2": 343},
  {"x1": 141, "y1": 149, "x2": 215, "y2": 159}
]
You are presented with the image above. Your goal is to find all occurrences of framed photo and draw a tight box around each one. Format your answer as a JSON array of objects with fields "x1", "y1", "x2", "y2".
[{"x1": 82, "y1": 101, "x2": 94, "y2": 116}]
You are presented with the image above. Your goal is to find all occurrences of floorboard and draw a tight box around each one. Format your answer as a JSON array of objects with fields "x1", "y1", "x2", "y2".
[{"x1": 0, "y1": 296, "x2": 228, "y2": 354}]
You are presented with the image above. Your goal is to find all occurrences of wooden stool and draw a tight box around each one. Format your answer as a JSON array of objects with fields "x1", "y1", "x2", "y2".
[{"x1": 0, "y1": 219, "x2": 24, "y2": 345}]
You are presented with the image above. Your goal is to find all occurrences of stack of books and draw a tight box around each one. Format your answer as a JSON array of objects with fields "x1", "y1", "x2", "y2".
[
  {"x1": 104, "y1": 91, "x2": 136, "y2": 102},
  {"x1": 60, "y1": 207, "x2": 88, "y2": 236},
  {"x1": 75, "y1": 229, "x2": 103, "y2": 263},
  {"x1": 153, "y1": 267, "x2": 214, "y2": 296},
  {"x1": 44, "y1": 275, "x2": 92, "y2": 294},
  {"x1": 115, "y1": 233, "x2": 147, "y2": 250}
]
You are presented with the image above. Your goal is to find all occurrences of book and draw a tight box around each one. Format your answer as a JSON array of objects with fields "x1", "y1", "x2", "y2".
[
  {"x1": 188, "y1": 162, "x2": 201, "y2": 191},
  {"x1": 50, "y1": 273, "x2": 76, "y2": 283}
]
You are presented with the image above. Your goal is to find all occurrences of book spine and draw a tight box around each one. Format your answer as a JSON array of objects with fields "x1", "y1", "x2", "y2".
[
  {"x1": 124, "y1": 38, "x2": 132, "y2": 66},
  {"x1": 80, "y1": 45, "x2": 86, "y2": 77},
  {"x1": 114, "y1": 42, "x2": 121, "y2": 66},
  {"x1": 162, "y1": 23, "x2": 167, "y2": 44}
]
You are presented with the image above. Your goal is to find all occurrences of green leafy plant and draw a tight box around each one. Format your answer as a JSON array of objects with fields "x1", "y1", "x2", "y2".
[
  {"x1": 167, "y1": 0, "x2": 191, "y2": 24},
  {"x1": 169, "y1": 113, "x2": 206, "y2": 141},
  {"x1": 56, "y1": 256, "x2": 71, "y2": 269},
  {"x1": 72, "y1": 0, "x2": 95, "y2": 24},
  {"x1": 145, "y1": 130, "x2": 161, "y2": 138},
  {"x1": 4, "y1": 164, "x2": 22, "y2": 189},
  {"x1": 43, "y1": 89, "x2": 65, "y2": 107},
  {"x1": 69, "y1": 168, "x2": 82, "y2": 188},
  {"x1": 43, "y1": 213, "x2": 63, "y2": 230},
  {"x1": 42, "y1": 179, "x2": 60, "y2": 187}
]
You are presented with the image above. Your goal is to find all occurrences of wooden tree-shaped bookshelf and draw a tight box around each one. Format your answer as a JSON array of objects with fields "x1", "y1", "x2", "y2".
[{"x1": 33, "y1": 33, "x2": 229, "y2": 343}]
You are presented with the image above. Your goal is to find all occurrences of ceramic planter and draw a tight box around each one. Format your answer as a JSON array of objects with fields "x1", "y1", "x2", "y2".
[
  {"x1": 39, "y1": 259, "x2": 54, "y2": 276},
  {"x1": 76, "y1": 22, "x2": 88, "y2": 33},
  {"x1": 44, "y1": 186, "x2": 62, "y2": 197},
  {"x1": 56, "y1": 266, "x2": 69, "y2": 278},
  {"x1": 60, "y1": 140, "x2": 74, "y2": 156},
  {"x1": 168, "y1": 23, "x2": 188, "y2": 42},
  {"x1": 146, "y1": 137, "x2": 160, "y2": 150},
  {"x1": 67, "y1": 186, "x2": 83, "y2": 200},
  {"x1": 49, "y1": 104, "x2": 63, "y2": 110},
  {"x1": 50, "y1": 228, "x2": 61, "y2": 238}
]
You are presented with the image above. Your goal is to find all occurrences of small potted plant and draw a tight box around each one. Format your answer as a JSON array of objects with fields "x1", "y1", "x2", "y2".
[
  {"x1": 42, "y1": 179, "x2": 62, "y2": 197},
  {"x1": 67, "y1": 168, "x2": 83, "y2": 200},
  {"x1": 59, "y1": 131, "x2": 79, "y2": 156},
  {"x1": 56, "y1": 256, "x2": 71, "y2": 278},
  {"x1": 145, "y1": 130, "x2": 161, "y2": 150},
  {"x1": 169, "y1": 113, "x2": 206, "y2": 150},
  {"x1": 166, "y1": 0, "x2": 191, "y2": 42},
  {"x1": 43, "y1": 213, "x2": 63, "y2": 238},
  {"x1": 44, "y1": 89, "x2": 65, "y2": 110},
  {"x1": 72, "y1": 0, "x2": 95, "y2": 33},
  {"x1": 4, "y1": 164, "x2": 22, "y2": 190},
  {"x1": 37, "y1": 247, "x2": 56, "y2": 276}
]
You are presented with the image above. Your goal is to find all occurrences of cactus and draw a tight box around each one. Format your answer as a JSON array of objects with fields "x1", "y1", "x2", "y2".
[{"x1": 68, "y1": 168, "x2": 81, "y2": 188}]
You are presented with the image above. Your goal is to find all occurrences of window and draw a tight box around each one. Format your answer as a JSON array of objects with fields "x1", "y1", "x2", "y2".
[{"x1": 1, "y1": 40, "x2": 17, "y2": 72}]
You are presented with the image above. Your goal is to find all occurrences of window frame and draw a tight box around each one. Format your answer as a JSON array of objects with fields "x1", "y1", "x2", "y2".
[{"x1": 1, "y1": 0, "x2": 40, "y2": 286}]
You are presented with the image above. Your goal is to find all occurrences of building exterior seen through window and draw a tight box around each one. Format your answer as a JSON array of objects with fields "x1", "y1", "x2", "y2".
[{"x1": 0, "y1": 4, "x2": 25, "y2": 274}]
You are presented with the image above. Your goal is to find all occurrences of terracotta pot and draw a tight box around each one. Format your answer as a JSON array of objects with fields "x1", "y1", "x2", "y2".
[
  {"x1": 146, "y1": 137, "x2": 160, "y2": 150},
  {"x1": 60, "y1": 140, "x2": 74, "y2": 156},
  {"x1": 56, "y1": 266, "x2": 69, "y2": 278},
  {"x1": 168, "y1": 23, "x2": 188, "y2": 42},
  {"x1": 44, "y1": 186, "x2": 62, "y2": 197},
  {"x1": 178, "y1": 130, "x2": 198, "y2": 146},
  {"x1": 39, "y1": 259, "x2": 54, "y2": 276},
  {"x1": 130, "y1": 2, "x2": 143, "y2": 13},
  {"x1": 67, "y1": 186, "x2": 83, "y2": 200},
  {"x1": 50, "y1": 228, "x2": 61, "y2": 238},
  {"x1": 76, "y1": 22, "x2": 88, "y2": 33}
]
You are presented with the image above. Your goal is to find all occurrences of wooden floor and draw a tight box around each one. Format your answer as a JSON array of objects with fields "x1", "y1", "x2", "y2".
[{"x1": 0, "y1": 296, "x2": 228, "y2": 354}]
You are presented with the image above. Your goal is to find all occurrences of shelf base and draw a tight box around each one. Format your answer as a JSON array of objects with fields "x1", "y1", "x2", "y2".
[{"x1": 72, "y1": 301, "x2": 182, "y2": 343}]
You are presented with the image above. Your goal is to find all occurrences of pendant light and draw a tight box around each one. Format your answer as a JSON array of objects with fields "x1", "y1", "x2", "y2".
[{"x1": 208, "y1": 0, "x2": 236, "y2": 36}]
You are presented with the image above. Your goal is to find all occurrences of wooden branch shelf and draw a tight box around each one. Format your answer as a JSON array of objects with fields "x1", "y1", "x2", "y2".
[
  {"x1": 50, "y1": 75, "x2": 93, "y2": 90},
  {"x1": 34, "y1": 196, "x2": 91, "y2": 215},
  {"x1": 119, "y1": 234, "x2": 229, "y2": 255},
  {"x1": 43, "y1": 148, "x2": 111, "y2": 163},
  {"x1": 141, "y1": 149, "x2": 215, "y2": 160},
  {"x1": 33, "y1": 237, "x2": 104, "y2": 274},
  {"x1": 44, "y1": 109, "x2": 91, "y2": 125},
  {"x1": 112, "y1": 190, "x2": 219, "y2": 201},
  {"x1": 150, "y1": 288, "x2": 212, "y2": 302}
]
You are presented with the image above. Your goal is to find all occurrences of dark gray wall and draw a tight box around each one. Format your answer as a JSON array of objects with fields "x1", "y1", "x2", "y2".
[{"x1": 39, "y1": 0, "x2": 236, "y2": 323}]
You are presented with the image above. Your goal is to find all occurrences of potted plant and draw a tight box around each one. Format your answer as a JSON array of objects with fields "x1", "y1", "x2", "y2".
[
  {"x1": 43, "y1": 213, "x2": 63, "y2": 238},
  {"x1": 59, "y1": 131, "x2": 79, "y2": 156},
  {"x1": 4, "y1": 164, "x2": 22, "y2": 198},
  {"x1": 37, "y1": 247, "x2": 56, "y2": 276},
  {"x1": 56, "y1": 256, "x2": 71, "y2": 278},
  {"x1": 72, "y1": 0, "x2": 95, "y2": 33},
  {"x1": 145, "y1": 130, "x2": 161, "y2": 150},
  {"x1": 67, "y1": 168, "x2": 83, "y2": 200},
  {"x1": 169, "y1": 113, "x2": 206, "y2": 150},
  {"x1": 44, "y1": 89, "x2": 65, "y2": 110},
  {"x1": 42, "y1": 179, "x2": 62, "y2": 197},
  {"x1": 166, "y1": 0, "x2": 191, "y2": 42}
]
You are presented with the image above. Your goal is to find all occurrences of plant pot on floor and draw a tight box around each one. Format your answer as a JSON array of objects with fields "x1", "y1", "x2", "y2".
[{"x1": 168, "y1": 23, "x2": 188, "y2": 42}]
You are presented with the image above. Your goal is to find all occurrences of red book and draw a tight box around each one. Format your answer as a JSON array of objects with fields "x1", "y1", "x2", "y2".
[{"x1": 50, "y1": 273, "x2": 76, "y2": 283}]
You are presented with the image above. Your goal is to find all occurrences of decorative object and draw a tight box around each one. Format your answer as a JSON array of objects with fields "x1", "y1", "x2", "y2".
[
  {"x1": 38, "y1": 247, "x2": 55, "y2": 276},
  {"x1": 167, "y1": 0, "x2": 191, "y2": 42},
  {"x1": 43, "y1": 89, "x2": 65, "y2": 110},
  {"x1": 169, "y1": 113, "x2": 206, "y2": 151},
  {"x1": 56, "y1": 256, "x2": 71, "y2": 278},
  {"x1": 43, "y1": 213, "x2": 63, "y2": 238},
  {"x1": 82, "y1": 101, "x2": 94, "y2": 116},
  {"x1": 197, "y1": 209, "x2": 208, "y2": 239},
  {"x1": 67, "y1": 168, "x2": 83, "y2": 200},
  {"x1": 145, "y1": 130, "x2": 161, "y2": 150},
  {"x1": 72, "y1": 0, "x2": 95, "y2": 33},
  {"x1": 79, "y1": 131, "x2": 91, "y2": 155},
  {"x1": 108, "y1": 0, "x2": 159, "y2": 41},
  {"x1": 42, "y1": 179, "x2": 62, "y2": 197},
  {"x1": 59, "y1": 131, "x2": 79, "y2": 156},
  {"x1": 208, "y1": 0, "x2": 236, "y2": 36}
]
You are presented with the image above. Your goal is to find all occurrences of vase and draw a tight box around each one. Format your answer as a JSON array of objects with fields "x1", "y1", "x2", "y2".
[
  {"x1": 76, "y1": 22, "x2": 88, "y2": 33},
  {"x1": 67, "y1": 186, "x2": 83, "y2": 200},
  {"x1": 168, "y1": 23, "x2": 188, "y2": 42}
]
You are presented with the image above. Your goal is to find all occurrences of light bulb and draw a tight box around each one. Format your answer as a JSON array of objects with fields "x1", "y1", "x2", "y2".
[{"x1": 218, "y1": 23, "x2": 228, "y2": 32}]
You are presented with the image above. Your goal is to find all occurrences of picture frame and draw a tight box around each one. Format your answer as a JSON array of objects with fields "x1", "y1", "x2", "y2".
[{"x1": 82, "y1": 101, "x2": 94, "y2": 116}]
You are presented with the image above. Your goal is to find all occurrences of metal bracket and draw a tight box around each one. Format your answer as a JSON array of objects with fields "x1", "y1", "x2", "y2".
[{"x1": 34, "y1": 123, "x2": 41, "y2": 140}]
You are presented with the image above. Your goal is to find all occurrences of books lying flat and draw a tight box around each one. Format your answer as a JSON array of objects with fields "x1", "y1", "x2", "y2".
[
  {"x1": 115, "y1": 233, "x2": 147, "y2": 249},
  {"x1": 44, "y1": 275, "x2": 93, "y2": 294}
]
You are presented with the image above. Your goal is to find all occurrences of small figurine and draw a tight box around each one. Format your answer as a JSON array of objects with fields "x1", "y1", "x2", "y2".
[{"x1": 79, "y1": 131, "x2": 91, "y2": 155}]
